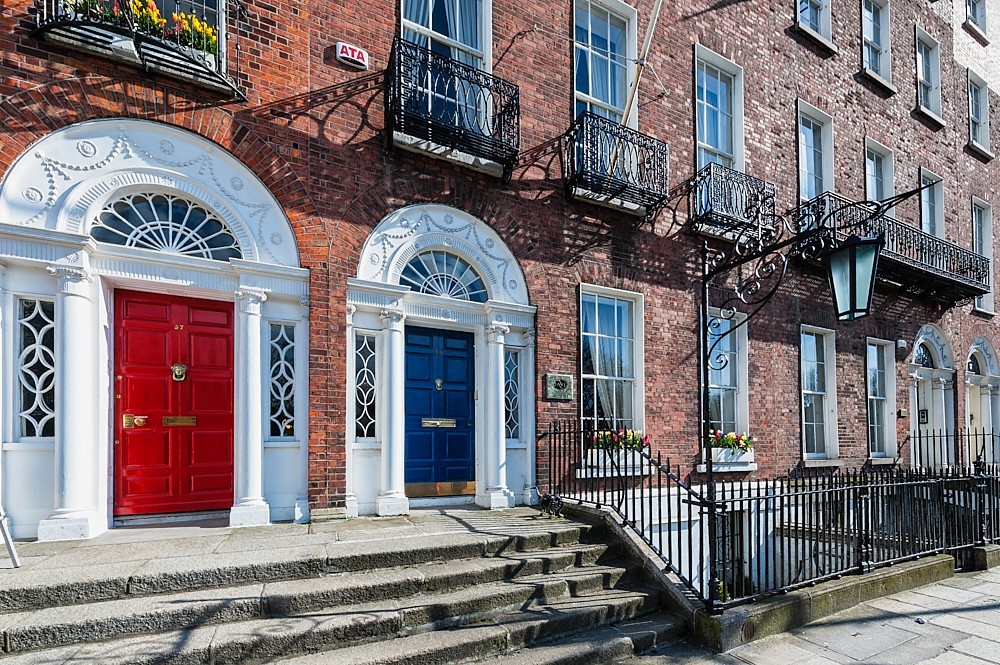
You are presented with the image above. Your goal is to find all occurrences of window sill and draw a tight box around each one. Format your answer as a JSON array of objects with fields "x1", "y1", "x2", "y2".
[
  {"x1": 793, "y1": 20, "x2": 839, "y2": 53},
  {"x1": 860, "y1": 67, "x2": 897, "y2": 94},
  {"x1": 570, "y1": 186, "x2": 647, "y2": 218},
  {"x1": 974, "y1": 305, "x2": 996, "y2": 317},
  {"x1": 802, "y1": 458, "x2": 843, "y2": 468},
  {"x1": 915, "y1": 105, "x2": 946, "y2": 128},
  {"x1": 868, "y1": 456, "x2": 898, "y2": 466},
  {"x1": 963, "y1": 18, "x2": 990, "y2": 46},
  {"x1": 968, "y1": 140, "x2": 995, "y2": 161},
  {"x1": 696, "y1": 462, "x2": 758, "y2": 473}
]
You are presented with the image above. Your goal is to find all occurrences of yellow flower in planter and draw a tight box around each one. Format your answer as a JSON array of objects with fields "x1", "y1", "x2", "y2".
[
  {"x1": 709, "y1": 429, "x2": 756, "y2": 453},
  {"x1": 168, "y1": 10, "x2": 219, "y2": 55}
]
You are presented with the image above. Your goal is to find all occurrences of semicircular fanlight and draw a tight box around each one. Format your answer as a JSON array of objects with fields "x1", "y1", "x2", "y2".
[
  {"x1": 91, "y1": 192, "x2": 242, "y2": 261},
  {"x1": 399, "y1": 250, "x2": 488, "y2": 303}
]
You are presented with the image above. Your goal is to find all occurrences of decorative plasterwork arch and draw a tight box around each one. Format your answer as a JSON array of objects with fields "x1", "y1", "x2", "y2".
[
  {"x1": 969, "y1": 336, "x2": 1000, "y2": 379},
  {"x1": 357, "y1": 204, "x2": 529, "y2": 306},
  {"x1": 0, "y1": 119, "x2": 299, "y2": 268},
  {"x1": 913, "y1": 324, "x2": 955, "y2": 371}
]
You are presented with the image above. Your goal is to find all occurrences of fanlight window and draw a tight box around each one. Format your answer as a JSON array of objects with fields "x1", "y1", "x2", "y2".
[
  {"x1": 91, "y1": 192, "x2": 242, "y2": 261},
  {"x1": 400, "y1": 250, "x2": 488, "y2": 302},
  {"x1": 915, "y1": 343, "x2": 935, "y2": 369}
]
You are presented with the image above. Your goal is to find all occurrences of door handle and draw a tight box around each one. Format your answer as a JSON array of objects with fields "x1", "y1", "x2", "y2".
[{"x1": 123, "y1": 414, "x2": 148, "y2": 429}]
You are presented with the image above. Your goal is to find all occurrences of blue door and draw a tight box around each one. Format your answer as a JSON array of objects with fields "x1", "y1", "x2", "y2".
[{"x1": 404, "y1": 327, "x2": 476, "y2": 496}]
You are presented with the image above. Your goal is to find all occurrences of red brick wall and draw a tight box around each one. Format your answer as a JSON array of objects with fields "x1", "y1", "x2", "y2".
[{"x1": 2, "y1": 0, "x2": 998, "y2": 507}]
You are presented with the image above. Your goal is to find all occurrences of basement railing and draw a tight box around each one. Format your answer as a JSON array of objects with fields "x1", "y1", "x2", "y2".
[
  {"x1": 386, "y1": 37, "x2": 520, "y2": 180},
  {"x1": 795, "y1": 192, "x2": 991, "y2": 301},
  {"x1": 564, "y1": 111, "x2": 670, "y2": 216},
  {"x1": 540, "y1": 421, "x2": 1000, "y2": 613}
]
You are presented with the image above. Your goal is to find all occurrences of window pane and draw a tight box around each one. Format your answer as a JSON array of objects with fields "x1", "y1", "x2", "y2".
[{"x1": 17, "y1": 299, "x2": 56, "y2": 439}]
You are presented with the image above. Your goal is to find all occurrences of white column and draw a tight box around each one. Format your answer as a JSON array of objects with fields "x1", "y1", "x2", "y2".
[
  {"x1": 230, "y1": 288, "x2": 270, "y2": 527},
  {"x1": 37, "y1": 264, "x2": 101, "y2": 541},
  {"x1": 522, "y1": 329, "x2": 539, "y2": 506},
  {"x1": 294, "y1": 296, "x2": 310, "y2": 523},
  {"x1": 376, "y1": 309, "x2": 408, "y2": 516},
  {"x1": 479, "y1": 323, "x2": 515, "y2": 509},
  {"x1": 344, "y1": 304, "x2": 360, "y2": 518}
]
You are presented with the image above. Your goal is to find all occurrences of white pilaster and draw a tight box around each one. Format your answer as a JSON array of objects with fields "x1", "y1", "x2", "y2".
[
  {"x1": 294, "y1": 296, "x2": 311, "y2": 523},
  {"x1": 377, "y1": 309, "x2": 408, "y2": 516},
  {"x1": 522, "y1": 328, "x2": 539, "y2": 506},
  {"x1": 479, "y1": 323, "x2": 515, "y2": 510},
  {"x1": 230, "y1": 288, "x2": 271, "y2": 527},
  {"x1": 37, "y1": 263, "x2": 102, "y2": 541},
  {"x1": 344, "y1": 304, "x2": 360, "y2": 518}
]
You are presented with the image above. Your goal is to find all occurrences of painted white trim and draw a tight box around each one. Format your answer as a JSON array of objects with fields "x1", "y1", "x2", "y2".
[
  {"x1": 919, "y1": 167, "x2": 945, "y2": 238},
  {"x1": 860, "y1": 0, "x2": 892, "y2": 82},
  {"x1": 797, "y1": 99, "x2": 835, "y2": 201},
  {"x1": 800, "y1": 325, "x2": 839, "y2": 460},
  {"x1": 968, "y1": 69, "x2": 992, "y2": 154},
  {"x1": 973, "y1": 195, "x2": 994, "y2": 312},
  {"x1": 914, "y1": 25, "x2": 942, "y2": 118},
  {"x1": 693, "y1": 44, "x2": 745, "y2": 171},
  {"x1": 866, "y1": 337, "x2": 898, "y2": 459},
  {"x1": 864, "y1": 136, "x2": 895, "y2": 215},
  {"x1": 572, "y1": 0, "x2": 639, "y2": 128}
]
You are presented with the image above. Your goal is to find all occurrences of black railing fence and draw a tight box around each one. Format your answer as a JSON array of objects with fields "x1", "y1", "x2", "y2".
[
  {"x1": 386, "y1": 38, "x2": 520, "y2": 179},
  {"x1": 564, "y1": 111, "x2": 670, "y2": 213},
  {"x1": 541, "y1": 421, "x2": 1000, "y2": 613},
  {"x1": 908, "y1": 428, "x2": 1000, "y2": 469},
  {"x1": 689, "y1": 162, "x2": 777, "y2": 236}
]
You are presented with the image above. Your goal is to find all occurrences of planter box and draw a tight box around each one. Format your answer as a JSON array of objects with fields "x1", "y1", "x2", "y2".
[{"x1": 579, "y1": 448, "x2": 650, "y2": 478}]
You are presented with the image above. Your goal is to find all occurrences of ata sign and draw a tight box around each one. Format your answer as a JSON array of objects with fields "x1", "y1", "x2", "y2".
[{"x1": 335, "y1": 42, "x2": 369, "y2": 70}]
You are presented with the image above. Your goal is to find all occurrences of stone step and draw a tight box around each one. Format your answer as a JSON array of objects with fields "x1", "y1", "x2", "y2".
[
  {"x1": 0, "y1": 555, "x2": 635, "y2": 657},
  {"x1": 273, "y1": 592, "x2": 678, "y2": 664},
  {"x1": 0, "y1": 523, "x2": 596, "y2": 615}
]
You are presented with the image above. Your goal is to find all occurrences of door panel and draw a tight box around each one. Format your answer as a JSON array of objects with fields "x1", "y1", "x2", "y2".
[
  {"x1": 115, "y1": 290, "x2": 235, "y2": 516},
  {"x1": 404, "y1": 326, "x2": 475, "y2": 496}
]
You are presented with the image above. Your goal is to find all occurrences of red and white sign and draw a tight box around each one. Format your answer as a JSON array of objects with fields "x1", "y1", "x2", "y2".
[{"x1": 336, "y1": 42, "x2": 369, "y2": 70}]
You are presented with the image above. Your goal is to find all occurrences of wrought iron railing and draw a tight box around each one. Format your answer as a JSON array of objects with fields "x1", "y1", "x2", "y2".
[
  {"x1": 31, "y1": 0, "x2": 241, "y2": 97},
  {"x1": 689, "y1": 162, "x2": 777, "y2": 236},
  {"x1": 541, "y1": 421, "x2": 1000, "y2": 613},
  {"x1": 564, "y1": 111, "x2": 670, "y2": 214},
  {"x1": 795, "y1": 192, "x2": 991, "y2": 298},
  {"x1": 386, "y1": 38, "x2": 520, "y2": 179}
]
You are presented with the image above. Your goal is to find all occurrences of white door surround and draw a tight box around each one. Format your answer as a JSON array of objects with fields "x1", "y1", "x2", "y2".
[
  {"x1": 346, "y1": 204, "x2": 537, "y2": 516},
  {"x1": 966, "y1": 337, "x2": 1000, "y2": 463},
  {"x1": 909, "y1": 324, "x2": 956, "y2": 468},
  {"x1": 0, "y1": 119, "x2": 309, "y2": 540}
]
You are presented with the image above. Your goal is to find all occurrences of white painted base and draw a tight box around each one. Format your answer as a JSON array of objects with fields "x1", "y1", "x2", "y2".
[
  {"x1": 294, "y1": 498, "x2": 310, "y2": 524},
  {"x1": 477, "y1": 488, "x2": 516, "y2": 510},
  {"x1": 344, "y1": 493, "x2": 360, "y2": 518},
  {"x1": 36, "y1": 511, "x2": 104, "y2": 542},
  {"x1": 376, "y1": 493, "x2": 410, "y2": 516},
  {"x1": 408, "y1": 495, "x2": 475, "y2": 509},
  {"x1": 522, "y1": 485, "x2": 539, "y2": 506},
  {"x1": 229, "y1": 503, "x2": 271, "y2": 528}
]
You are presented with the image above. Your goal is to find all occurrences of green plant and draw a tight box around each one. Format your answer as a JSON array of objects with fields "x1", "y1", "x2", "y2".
[
  {"x1": 129, "y1": 0, "x2": 166, "y2": 37},
  {"x1": 593, "y1": 429, "x2": 649, "y2": 451},
  {"x1": 168, "y1": 11, "x2": 218, "y2": 54},
  {"x1": 709, "y1": 430, "x2": 755, "y2": 453}
]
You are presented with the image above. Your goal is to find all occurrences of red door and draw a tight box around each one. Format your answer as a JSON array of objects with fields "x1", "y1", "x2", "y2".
[{"x1": 114, "y1": 290, "x2": 235, "y2": 516}]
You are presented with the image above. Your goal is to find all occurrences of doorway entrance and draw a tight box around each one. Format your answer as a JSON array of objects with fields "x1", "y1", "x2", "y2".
[
  {"x1": 404, "y1": 326, "x2": 475, "y2": 497},
  {"x1": 114, "y1": 291, "x2": 235, "y2": 515}
]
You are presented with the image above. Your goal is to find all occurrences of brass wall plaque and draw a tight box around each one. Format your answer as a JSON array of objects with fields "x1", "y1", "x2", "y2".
[{"x1": 163, "y1": 416, "x2": 197, "y2": 426}]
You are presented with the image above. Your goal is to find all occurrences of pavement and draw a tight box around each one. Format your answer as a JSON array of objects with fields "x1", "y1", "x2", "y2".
[{"x1": 638, "y1": 567, "x2": 1000, "y2": 665}]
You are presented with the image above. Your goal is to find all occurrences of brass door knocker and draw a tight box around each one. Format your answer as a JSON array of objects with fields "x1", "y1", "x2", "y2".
[
  {"x1": 434, "y1": 378, "x2": 443, "y2": 391},
  {"x1": 171, "y1": 363, "x2": 188, "y2": 382}
]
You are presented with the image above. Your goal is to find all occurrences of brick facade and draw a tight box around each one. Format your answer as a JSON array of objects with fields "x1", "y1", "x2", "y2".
[{"x1": 2, "y1": 0, "x2": 998, "y2": 513}]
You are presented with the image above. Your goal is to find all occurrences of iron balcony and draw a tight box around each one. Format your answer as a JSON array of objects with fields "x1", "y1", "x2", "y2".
[
  {"x1": 386, "y1": 38, "x2": 520, "y2": 180},
  {"x1": 689, "y1": 162, "x2": 777, "y2": 237},
  {"x1": 797, "y1": 191, "x2": 991, "y2": 302},
  {"x1": 30, "y1": 0, "x2": 242, "y2": 98},
  {"x1": 564, "y1": 111, "x2": 670, "y2": 216}
]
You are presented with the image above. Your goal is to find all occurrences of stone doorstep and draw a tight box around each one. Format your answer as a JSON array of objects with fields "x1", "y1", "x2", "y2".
[
  {"x1": 0, "y1": 558, "x2": 639, "y2": 655},
  {"x1": 0, "y1": 524, "x2": 595, "y2": 615},
  {"x1": 2, "y1": 571, "x2": 663, "y2": 664}
]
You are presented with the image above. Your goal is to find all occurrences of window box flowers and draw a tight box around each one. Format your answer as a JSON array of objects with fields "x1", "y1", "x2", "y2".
[
  {"x1": 583, "y1": 429, "x2": 650, "y2": 477},
  {"x1": 709, "y1": 430, "x2": 756, "y2": 466}
]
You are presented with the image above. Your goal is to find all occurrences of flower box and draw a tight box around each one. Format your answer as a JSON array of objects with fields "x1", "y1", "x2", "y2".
[{"x1": 581, "y1": 447, "x2": 650, "y2": 478}]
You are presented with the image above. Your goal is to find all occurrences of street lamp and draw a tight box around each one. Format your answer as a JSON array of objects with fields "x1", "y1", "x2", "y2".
[{"x1": 825, "y1": 234, "x2": 884, "y2": 321}]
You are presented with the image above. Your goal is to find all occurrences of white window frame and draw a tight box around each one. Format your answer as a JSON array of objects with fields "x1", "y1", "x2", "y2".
[
  {"x1": 968, "y1": 69, "x2": 992, "y2": 157},
  {"x1": 573, "y1": 0, "x2": 638, "y2": 128},
  {"x1": 797, "y1": 100, "x2": 834, "y2": 201},
  {"x1": 866, "y1": 338, "x2": 897, "y2": 460},
  {"x1": 864, "y1": 137, "x2": 895, "y2": 215},
  {"x1": 862, "y1": 0, "x2": 892, "y2": 83},
  {"x1": 973, "y1": 196, "x2": 994, "y2": 313},
  {"x1": 694, "y1": 45, "x2": 745, "y2": 171},
  {"x1": 920, "y1": 168, "x2": 944, "y2": 238},
  {"x1": 797, "y1": 0, "x2": 834, "y2": 45},
  {"x1": 701, "y1": 309, "x2": 755, "y2": 471},
  {"x1": 400, "y1": 0, "x2": 492, "y2": 73},
  {"x1": 967, "y1": 0, "x2": 987, "y2": 34},
  {"x1": 579, "y1": 284, "x2": 645, "y2": 432},
  {"x1": 915, "y1": 27, "x2": 942, "y2": 121},
  {"x1": 801, "y1": 326, "x2": 839, "y2": 461}
]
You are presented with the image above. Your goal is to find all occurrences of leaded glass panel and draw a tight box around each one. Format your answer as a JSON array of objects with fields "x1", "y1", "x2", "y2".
[
  {"x1": 17, "y1": 299, "x2": 56, "y2": 438},
  {"x1": 504, "y1": 350, "x2": 520, "y2": 439},
  {"x1": 355, "y1": 334, "x2": 377, "y2": 439},
  {"x1": 268, "y1": 324, "x2": 295, "y2": 438},
  {"x1": 400, "y1": 250, "x2": 488, "y2": 302}
]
